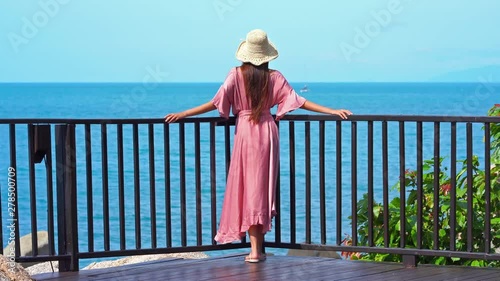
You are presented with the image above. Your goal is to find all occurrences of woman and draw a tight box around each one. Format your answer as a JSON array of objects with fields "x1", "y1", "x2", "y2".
[{"x1": 165, "y1": 29, "x2": 352, "y2": 263}]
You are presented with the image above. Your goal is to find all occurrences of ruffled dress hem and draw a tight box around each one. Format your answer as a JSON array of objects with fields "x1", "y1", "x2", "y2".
[{"x1": 214, "y1": 214, "x2": 275, "y2": 244}]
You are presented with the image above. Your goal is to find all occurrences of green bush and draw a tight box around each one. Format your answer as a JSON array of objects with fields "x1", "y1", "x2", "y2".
[{"x1": 346, "y1": 105, "x2": 500, "y2": 267}]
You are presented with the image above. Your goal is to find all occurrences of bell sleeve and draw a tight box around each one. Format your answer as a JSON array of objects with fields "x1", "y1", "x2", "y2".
[
  {"x1": 211, "y1": 68, "x2": 236, "y2": 119},
  {"x1": 274, "y1": 71, "x2": 306, "y2": 120}
]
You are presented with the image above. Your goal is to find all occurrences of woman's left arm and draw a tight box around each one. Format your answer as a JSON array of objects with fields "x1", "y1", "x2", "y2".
[{"x1": 300, "y1": 100, "x2": 352, "y2": 119}]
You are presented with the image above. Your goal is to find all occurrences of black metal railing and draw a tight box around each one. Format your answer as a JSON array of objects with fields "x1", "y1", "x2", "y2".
[{"x1": 0, "y1": 115, "x2": 499, "y2": 271}]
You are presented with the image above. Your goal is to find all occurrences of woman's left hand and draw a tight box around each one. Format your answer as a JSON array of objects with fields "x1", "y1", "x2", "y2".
[{"x1": 330, "y1": 109, "x2": 353, "y2": 119}]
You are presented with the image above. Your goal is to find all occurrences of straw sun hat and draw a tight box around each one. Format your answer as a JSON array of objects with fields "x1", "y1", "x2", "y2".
[{"x1": 235, "y1": 29, "x2": 278, "y2": 66}]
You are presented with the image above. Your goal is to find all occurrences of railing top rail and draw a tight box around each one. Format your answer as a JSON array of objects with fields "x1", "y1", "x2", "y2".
[{"x1": 1, "y1": 114, "x2": 500, "y2": 125}]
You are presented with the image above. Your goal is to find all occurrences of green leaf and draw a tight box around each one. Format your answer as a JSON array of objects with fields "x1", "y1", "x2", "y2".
[
  {"x1": 471, "y1": 260, "x2": 482, "y2": 267},
  {"x1": 373, "y1": 205, "x2": 381, "y2": 219},
  {"x1": 375, "y1": 253, "x2": 389, "y2": 262},
  {"x1": 435, "y1": 256, "x2": 446, "y2": 265},
  {"x1": 408, "y1": 190, "x2": 417, "y2": 204}
]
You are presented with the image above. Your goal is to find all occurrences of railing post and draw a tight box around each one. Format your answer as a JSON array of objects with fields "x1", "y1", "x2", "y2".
[
  {"x1": 402, "y1": 255, "x2": 418, "y2": 268},
  {"x1": 55, "y1": 124, "x2": 79, "y2": 271}
]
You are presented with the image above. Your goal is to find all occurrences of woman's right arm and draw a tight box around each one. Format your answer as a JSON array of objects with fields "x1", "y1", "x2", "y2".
[{"x1": 164, "y1": 101, "x2": 216, "y2": 123}]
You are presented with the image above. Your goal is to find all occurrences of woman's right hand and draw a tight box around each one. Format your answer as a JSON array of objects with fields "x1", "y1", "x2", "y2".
[{"x1": 164, "y1": 112, "x2": 186, "y2": 123}]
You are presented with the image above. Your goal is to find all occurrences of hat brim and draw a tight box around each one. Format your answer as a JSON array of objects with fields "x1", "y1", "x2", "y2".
[{"x1": 235, "y1": 40, "x2": 279, "y2": 66}]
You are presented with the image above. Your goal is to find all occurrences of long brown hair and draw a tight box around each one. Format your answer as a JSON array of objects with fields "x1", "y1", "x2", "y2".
[{"x1": 240, "y1": 62, "x2": 271, "y2": 123}]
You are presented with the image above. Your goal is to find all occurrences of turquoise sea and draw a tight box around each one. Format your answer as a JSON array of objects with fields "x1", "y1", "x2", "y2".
[{"x1": 0, "y1": 82, "x2": 498, "y2": 266}]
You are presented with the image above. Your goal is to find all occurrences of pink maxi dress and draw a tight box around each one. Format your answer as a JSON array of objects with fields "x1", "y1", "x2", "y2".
[{"x1": 212, "y1": 67, "x2": 306, "y2": 244}]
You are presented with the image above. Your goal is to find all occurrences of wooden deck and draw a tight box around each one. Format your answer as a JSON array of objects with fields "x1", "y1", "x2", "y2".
[{"x1": 32, "y1": 254, "x2": 500, "y2": 281}]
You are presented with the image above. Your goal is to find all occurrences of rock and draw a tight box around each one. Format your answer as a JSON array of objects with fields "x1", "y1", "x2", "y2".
[
  {"x1": 287, "y1": 248, "x2": 341, "y2": 259},
  {"x1": 2, "y1": 231, "x2": 49, "y2": 268},
  {"x1": 83, "y1": 252, "x2": 209, "y2": 270},
  {"x1": 27, "y1": 252, "x2": 209, "y2": 275},
  {"x1": 0, "y1": 254, "x2": 34, "y2": 281},
  {"x1": 24, "y1": 261, "x2": 58, "y2": 276}
]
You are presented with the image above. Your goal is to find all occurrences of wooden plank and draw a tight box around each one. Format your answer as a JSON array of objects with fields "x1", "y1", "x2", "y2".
[
  {"x1": 30, "y1": 255, "x2": 500, "y2": 281},
  {"x1": 343, "y1": 264, "x2": 500, "y2": 281},
  {"x1": 479, "y1": 273, "x2": 500, "y2": 281},
  {"x1": 90, "y1": 255, "x2": 290, "y2": 281},
  {"x1": 100, "y1": 256, "x2": 321, "y2": 281},
  {"x1": 83, "y1": 254, "x2": 249, "y2": 281},
  {"x1": 30, "y1": 272, "x2": 82, "y2": 281},
  {"x1": 314, "y1": 261, "x2": 403, "y2": 280},
  {"x1": 402, "y1": 265, "x2": 500, "y2": 281},
  {"x1": 93, "y1": 262, "x2": 235, "y2": 280},
  {"x1": 216, "y1": 256, "x2": 336, "y2": 281},
  {"x1": 32, "y1": 257, "x2": 186, "y2": 280},
  {"x1": 213, "y1": 257, "x2": 335, "y2": 281}
]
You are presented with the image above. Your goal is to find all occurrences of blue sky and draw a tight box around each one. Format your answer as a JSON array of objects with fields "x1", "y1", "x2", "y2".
[{"x1": 1, "y1": 0, "x2": 499, "y2": 82}]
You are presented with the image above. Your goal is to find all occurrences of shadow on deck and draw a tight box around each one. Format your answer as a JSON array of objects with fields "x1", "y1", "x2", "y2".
[{"x1": 32, "y1": 254, "x2": 500, "y2": 281}]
